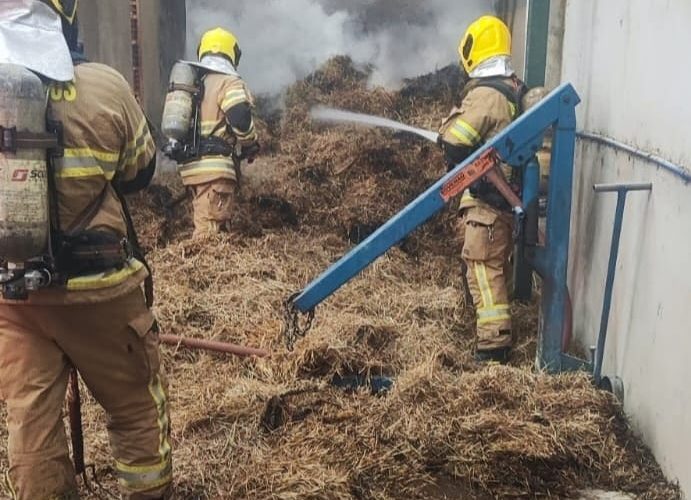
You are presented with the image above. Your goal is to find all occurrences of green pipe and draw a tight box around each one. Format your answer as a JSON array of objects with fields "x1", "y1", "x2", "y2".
[{"x1": 525, "y1": 0, "x2": 550, "y2": 88}]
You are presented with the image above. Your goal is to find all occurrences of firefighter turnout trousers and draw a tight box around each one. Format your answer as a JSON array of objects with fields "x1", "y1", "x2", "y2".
[
  {"x1": 458, "y1": 203, "x2": 514, "y2": 351},
  {"x1": 0, "y1": 288, "x2": 172, "y2": 500},
  {"x1": 190, "y1": 178, "x2": 237, "y2": 237}
]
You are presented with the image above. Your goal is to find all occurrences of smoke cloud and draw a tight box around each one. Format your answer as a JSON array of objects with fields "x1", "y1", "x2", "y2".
[{"x1": 186, "y1": 0, "x2": 495, "y2": 94}]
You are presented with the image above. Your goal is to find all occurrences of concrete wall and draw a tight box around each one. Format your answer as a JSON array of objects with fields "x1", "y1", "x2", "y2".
[
  {"x1": 557, "y1": 0, "x2": 691, "y2": 496},
  {"x1": 544, "y1": 0, "x2": 565, "y2": 89},
  {"x1": 78, "y1": 2, "x2": 132, "y2": 81},
  {"x1": 496, "y1": 0, "x2": 528, "y2": 80},
  {"x1": 143, "y1": 0, "x2": 187, "y2": 124},
  {"x1": 78, "y1": 0, "x2": 186, "y2": 126}
]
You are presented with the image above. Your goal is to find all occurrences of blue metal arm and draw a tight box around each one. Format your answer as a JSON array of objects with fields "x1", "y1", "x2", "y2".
[{"x1": 291, "y1": 84, "x2": 581, "y2": 372}]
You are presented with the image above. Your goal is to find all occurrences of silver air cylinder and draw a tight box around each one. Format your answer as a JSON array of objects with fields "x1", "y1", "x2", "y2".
[
  {"x1": 161, "y1": 62, "x2": 198, "y2": 143},
  {"x1": 522, "y1": 87, "x2": 552, "y2": 194},
  {"x1": 0, "y1": 63, "x2": 50, "y2": 263}
]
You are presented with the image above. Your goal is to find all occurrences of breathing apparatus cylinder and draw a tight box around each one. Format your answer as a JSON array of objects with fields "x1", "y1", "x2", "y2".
[
  {"x1": 0, "y1": 63, "x2": 54, "y2": 299},
  {"x1": 522, "y1": 87, "x2": 551, "y2": 195},
  {"x1": 0, "y1": 64, "x2": 50, "y2": 263},
  {"x1": 161, "y1": 62, "x2": 199, "y2": 154}
]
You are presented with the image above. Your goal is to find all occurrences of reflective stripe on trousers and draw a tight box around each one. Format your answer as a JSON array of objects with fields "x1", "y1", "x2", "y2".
[
  {"x1": 473, "y1": 263, "x2": 511, "y2": 326},
  {"x1": 115, "y1": 459, "x2": 172, "y2": 493},
  {"x1": 114, "y1": 374, "x2": 172, "y2": 493}
]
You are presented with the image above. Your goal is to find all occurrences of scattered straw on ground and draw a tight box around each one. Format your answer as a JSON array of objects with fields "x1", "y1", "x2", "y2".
[{"x1": 0, "y1": 58, "x2": 680, "y2": 499}]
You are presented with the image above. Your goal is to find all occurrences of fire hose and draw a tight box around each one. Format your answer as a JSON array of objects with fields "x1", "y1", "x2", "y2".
[{"x1": 159, "y1": 334, "x2": 271, "y2": 358}]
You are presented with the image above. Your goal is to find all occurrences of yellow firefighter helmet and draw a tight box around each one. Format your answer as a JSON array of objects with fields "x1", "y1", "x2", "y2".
[
  {"x1": 458, "y1": 15, "x2": 511, "y2": 74},
  {"x1": 198, "y1": 28, "x2": 242, "y2": 67},
  {"x1": 44, "y1": 0, "x2": 78, "y2": 24}
]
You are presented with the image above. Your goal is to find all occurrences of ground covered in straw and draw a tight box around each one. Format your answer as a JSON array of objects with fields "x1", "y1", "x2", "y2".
[{"x1": 0, "y1": 58, "x2": 680, "y2": 499}]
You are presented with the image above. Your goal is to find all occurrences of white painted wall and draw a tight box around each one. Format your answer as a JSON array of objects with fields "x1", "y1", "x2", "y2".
[{"x1": 558, "y1": 1, "x2": 691, "y2": 496}]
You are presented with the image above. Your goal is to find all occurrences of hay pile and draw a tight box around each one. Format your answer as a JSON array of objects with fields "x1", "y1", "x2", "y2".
[{"x1": 0, "y1": 58, "x2": 680, "y2": 499}]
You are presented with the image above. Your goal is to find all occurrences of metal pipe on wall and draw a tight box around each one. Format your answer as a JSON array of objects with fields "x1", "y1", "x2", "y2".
[{"x1": 578, "y1": 131, "x2": 691, "y2": 184}]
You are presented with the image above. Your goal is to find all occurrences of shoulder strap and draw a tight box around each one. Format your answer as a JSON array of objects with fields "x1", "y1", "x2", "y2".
[
  {"x1": 63, "y1": 186, "x2": 110, "y2": 236},
  {"x1": 112, "y1": 182, "x2": 154, "y2": 308},
  {"x1": 44, "y1": 106, "x2": 67, "y2": 267},
  {"x1": 208, "y1": 120, "x2": 226, "y2": 138},
  {"x1": 462, "y1": 76, "x2": 528, "y2": 116}
]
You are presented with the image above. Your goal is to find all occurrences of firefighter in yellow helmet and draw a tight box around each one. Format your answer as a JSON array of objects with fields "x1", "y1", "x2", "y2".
[
  {"x1": 169, "y1": 27, "x2": 260, "y2": 237},
  {"x1": 438, "y1": 15, "x2": 527, "y2": 363},
  {"x1": 0, "y1": 1, "x2": 171, "y2": 498}
]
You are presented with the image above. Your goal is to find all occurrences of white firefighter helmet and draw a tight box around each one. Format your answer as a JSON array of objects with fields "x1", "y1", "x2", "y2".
[{"x1": 0, "y1": 0, "x2": 74, "y2": 81}]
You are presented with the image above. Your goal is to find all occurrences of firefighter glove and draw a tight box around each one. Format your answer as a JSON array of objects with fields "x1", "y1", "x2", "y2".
[{"x1": 240, "y1": 141, "x2": 260, "y2": 164}]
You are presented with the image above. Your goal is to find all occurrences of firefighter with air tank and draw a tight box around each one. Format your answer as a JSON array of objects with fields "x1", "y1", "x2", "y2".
[
  {"x1": 0, "y1": 1, "x2": 172, "y2": 498},
  {"x1": 161, "y1": 28, "x2": 260, "y2": 237},
  {"x1": 438, "y1": 15, "x2": 543, "y2": 364}
]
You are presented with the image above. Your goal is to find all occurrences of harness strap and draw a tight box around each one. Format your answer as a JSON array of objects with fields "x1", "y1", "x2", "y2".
[
  {"x1": 169, "y1": 82, "x2": 199, "y2": 94},
  {"x1": 0, "y1": 127, "x2": 60, "y2": 152},
  {"x1": 462, "y1": 75, "x2": 528, "y2": 116},
  {"x1": 113, "y1": 182, "x2": 154, "y2": 308}
]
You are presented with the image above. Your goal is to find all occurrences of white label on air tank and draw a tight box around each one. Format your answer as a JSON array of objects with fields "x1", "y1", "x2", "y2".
[{"x1": 0, "y1": 157, "x2": 49, "y2": 224}]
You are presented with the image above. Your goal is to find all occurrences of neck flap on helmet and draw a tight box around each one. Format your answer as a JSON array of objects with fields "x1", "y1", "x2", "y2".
[{"x1": 0, "y1": 0, "x2": 74, "y2": 81}]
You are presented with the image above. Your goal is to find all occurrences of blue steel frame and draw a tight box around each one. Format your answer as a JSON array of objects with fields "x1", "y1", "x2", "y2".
[
  {"x1": 513, "y1": 157, "x2": 541, "y2": 300},
  {"x1": 291, "y1": 83, "x2": 581, "y2": 372},
  {"x1": 591, "y1": 182, "x2": 653, "y2": 385}
]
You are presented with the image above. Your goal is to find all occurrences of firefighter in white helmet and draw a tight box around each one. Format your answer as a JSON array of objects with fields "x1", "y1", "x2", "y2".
[
  {"x1": 438, "y1": 15, "x2": 527, "y2": 364},
  {"x1": 164, "y1": 27, "x2": 260, "y2": 237},
  {"x1": 0, "y1": 1, "x2": 172, "y2": 498}
]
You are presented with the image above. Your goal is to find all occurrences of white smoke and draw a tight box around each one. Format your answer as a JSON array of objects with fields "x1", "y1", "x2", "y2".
[{"x1": 186, "y1": 0, "x2": 495, "y2": 93}]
